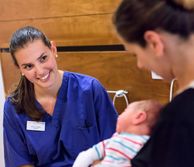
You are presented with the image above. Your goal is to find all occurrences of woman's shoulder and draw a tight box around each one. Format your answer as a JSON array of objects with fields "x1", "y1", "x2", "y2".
[
  {"x1": 171, "y1": 88, "x2": 194, "y2": 106},
  {"x1": 4, "y1": 97, "x2": 15, "y2": 108},
  {"x1": 64, "y1": 71, "x2": 97, "y2": 80},
  {"x1": 162, "y1": 88, "x2": 194, "y2": 118},
  {"x1": 64, "y1": 71, "x2": 102, "y2": 87},
  {"x1": 3, "y1": 97, "x2": 18, "y2": 118}
]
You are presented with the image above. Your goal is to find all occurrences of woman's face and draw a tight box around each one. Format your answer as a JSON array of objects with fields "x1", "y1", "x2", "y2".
[
  {"x1": 123, "y1": 39, "x2": 174, "y2": 81},
  {"x1": 124, "y1": 43, "x2": 153, "y2": 71},
  {"x1": 15, "y1": 39, "x2": 58, "y2": 89}
]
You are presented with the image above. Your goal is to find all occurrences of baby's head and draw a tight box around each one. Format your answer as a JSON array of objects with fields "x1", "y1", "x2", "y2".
[{"x1": 116, "y1": 99, "x2": 162, "y2": 135}]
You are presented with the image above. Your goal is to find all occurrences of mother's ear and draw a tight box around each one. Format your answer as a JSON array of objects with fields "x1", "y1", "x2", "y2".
[
  {"x1": 144, "y1": 31, "x2": 164, "y2": 57},
  {"x1": 132, "y1": 111, "x2": 147, "y2": 125}
]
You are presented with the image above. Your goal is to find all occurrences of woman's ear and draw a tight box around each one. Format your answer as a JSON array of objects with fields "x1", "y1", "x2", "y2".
[
  {"x1": 50, "y1": 41, "x2": 57, "y2": 55},
  {"x1": 132, "y1": 111, "x2": 147, "y2": 125},
  {"x1": 144, "y1": 31, "x2": 164, "y2": 57}
]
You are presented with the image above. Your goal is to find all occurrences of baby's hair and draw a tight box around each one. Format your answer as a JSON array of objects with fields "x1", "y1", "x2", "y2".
[
  {"x1": 133, "y1": 100, "x2": 162, "y2": 129},
  {"x1": 133, "y1": 99, "x2": 162, "y2": 114}
]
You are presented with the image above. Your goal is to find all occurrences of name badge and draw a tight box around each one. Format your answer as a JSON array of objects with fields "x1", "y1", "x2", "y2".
[{"x1": 26, "y1": 121, "x2": 45, "y2": 131}]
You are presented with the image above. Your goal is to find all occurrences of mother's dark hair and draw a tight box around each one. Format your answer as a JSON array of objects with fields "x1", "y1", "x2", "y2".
[{"x1": 113, "y1": 0, "x2": 194, "y2": 47}]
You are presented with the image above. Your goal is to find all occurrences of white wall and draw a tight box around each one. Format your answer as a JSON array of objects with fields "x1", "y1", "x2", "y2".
[{"x1": 0, "y1": 60, "x2": 5, "y2": 166}]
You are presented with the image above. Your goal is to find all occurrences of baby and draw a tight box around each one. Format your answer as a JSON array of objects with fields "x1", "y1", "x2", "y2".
[{"x1": 73, "y1": 99, "x2": 162, "y2": 167}]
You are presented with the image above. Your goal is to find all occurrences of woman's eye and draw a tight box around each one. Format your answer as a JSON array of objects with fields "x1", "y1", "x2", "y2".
[
  {"x1": 24, "y1": 64, "x2": 33, "y2": 70},
  {"x1": 40, "y1": 55, "x2": 48, "y2": 63}
]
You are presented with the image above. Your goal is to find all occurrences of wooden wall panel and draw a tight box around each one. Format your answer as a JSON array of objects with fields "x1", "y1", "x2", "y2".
[
  {"x1": 0, "y1": 14, "x2": 119, "y2": 48},
  {"x1": 57, "y1": 52, "x2": 170, "y2": 104},
  {"x1": 0, "y1": 0, "x2": 121, "y2": 47},
  {"x1": 0, "y1": 53, "x2": 20, "y2": 94},
  {"x1": 0, "y1": 0, "x2": 120, "y2": 20},
  {"x1": 1, "y1": 52, "x2": 170, "y2": 113}
]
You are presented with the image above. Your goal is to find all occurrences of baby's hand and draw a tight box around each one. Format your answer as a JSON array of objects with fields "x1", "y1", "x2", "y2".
[{"x1": 90, "y1": 160, "x2": 101, "y2": 166}]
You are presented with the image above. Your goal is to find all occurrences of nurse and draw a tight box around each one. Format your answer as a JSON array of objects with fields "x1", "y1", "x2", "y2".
[
  {"x1": 3, "y1": 26, "x2": 118, "y2": 167},
  {"x1": 113, "y1": 0, "x2": 194, "y2": 166}
]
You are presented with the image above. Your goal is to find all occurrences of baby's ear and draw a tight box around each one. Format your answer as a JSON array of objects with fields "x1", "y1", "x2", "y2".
[{"x1": 132, "y1": 111, "x2": 147, "y2": 125}]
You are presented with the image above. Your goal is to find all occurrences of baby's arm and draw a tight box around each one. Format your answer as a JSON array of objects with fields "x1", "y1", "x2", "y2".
[
  {"x1": 73, "y1": 147, "x2": 99, "y2": 167},
  {"x1": 73, "y1": 140, "x2": 107, "y2": 167}
]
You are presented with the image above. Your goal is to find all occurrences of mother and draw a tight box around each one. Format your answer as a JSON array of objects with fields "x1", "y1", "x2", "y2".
[{"x1": 114, "y1": 0, "x2": 194, "y2": 166}]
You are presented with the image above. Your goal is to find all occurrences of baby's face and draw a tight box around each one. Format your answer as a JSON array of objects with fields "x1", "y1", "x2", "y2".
[
  {"x1": 116, "y1": 104, "x2": 137, "y2": 133},
  {"x1": 116, "y1": 100, "x2": 162, "y2": 133}
]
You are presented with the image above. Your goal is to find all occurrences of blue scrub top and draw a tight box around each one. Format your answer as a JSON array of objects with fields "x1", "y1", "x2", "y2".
[{"x1": 3, "y1": 71, "x2": 118, "y2": 167}]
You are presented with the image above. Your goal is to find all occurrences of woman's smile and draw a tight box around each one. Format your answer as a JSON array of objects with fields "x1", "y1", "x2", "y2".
[{"x1": 38, "y1": 72, "x2": 50, "y2": 82}]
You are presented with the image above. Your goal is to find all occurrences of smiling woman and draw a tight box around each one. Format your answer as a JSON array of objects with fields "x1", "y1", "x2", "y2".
[{"x1": 3, "y1": 26, "x2": 118, "y2": 167}]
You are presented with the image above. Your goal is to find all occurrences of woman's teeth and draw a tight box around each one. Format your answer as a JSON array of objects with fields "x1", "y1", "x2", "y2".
[{"x1": 41, "y1": 73, "x2": 49, "y2": 80}]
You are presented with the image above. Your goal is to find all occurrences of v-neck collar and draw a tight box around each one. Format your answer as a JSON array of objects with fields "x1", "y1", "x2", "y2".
[{"x1": 35, "y1": 72, "x2": 68, "y2": 118}]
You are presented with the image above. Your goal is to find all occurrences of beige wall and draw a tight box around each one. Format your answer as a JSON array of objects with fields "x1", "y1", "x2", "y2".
[{"x1": 0, "y1": 60, "x2": 5, "y2": 166}]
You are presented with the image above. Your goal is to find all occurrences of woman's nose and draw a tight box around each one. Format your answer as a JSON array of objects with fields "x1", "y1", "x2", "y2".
[{"x1": 35, "y1": 65, "x2": 44, "y2": 75}]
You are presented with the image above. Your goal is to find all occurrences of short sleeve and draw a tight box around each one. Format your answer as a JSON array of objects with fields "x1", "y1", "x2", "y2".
[
  {"x1": 92, "y1": 79, "x2": 118, "y2": 139},
  {"x1": 3, "y1": 99, "x2": 33, "y2": 167}
]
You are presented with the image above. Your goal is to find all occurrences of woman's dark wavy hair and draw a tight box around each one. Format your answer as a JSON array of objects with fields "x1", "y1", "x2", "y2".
[
  {"x1": 113, "y1": 0, "x2": 194, "y2": 47},
  {"x1": 9, "y1": 26, "x2": 51, "y2": 120}
]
